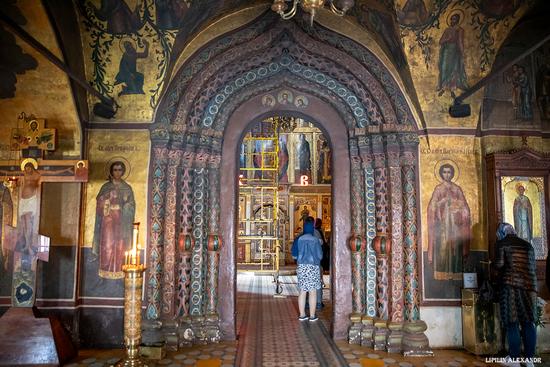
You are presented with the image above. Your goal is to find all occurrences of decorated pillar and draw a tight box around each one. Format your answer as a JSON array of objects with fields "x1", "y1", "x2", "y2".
[
  {"x1": 190, "y1": 148, "x2": 209, "y2": 316},
  {"x1": 348, "y1": 233, "x2": 366, "y2": 345},
  {"x1": 176, "y1": 151, "x2": 195, "y2": 317},
  {"x1": 349, "y1": 138, "x2": 366, "y2": 314},
  {"x1": 206, "y1": 235, "x2": 221, "y2": 314},
  {"x1": 146, "y1": 146, "x2": 168, "y2": 320},
  {"x1": 373, "y1": 233, "x2": 390, "y2": 320},
  {"x1": 371, "y1": 134, "x2": 389, "y2": 319},
  {"x1": 206, "y1": 151, "x2": 222, "y2": 316},
  {"x1": 176, "y1": 233, "x2": 194, "y2": 317},
  {"x1": 162, "y1": 150, "x2": 182, "y2": 318},
  {"x1": 400, "y1": 134, "x2": 420, "y2": 321},
  {"x1": 358, "y1": 135, "x2": 377, "y2": 318},
  {"x1": 386, "y1": 134, "x2": 404, "y2": 323}
]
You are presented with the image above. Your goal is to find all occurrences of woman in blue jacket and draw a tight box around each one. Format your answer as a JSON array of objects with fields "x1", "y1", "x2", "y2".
[{"x1": 293, "y1": 218, "x2": 323, "y2": 321}]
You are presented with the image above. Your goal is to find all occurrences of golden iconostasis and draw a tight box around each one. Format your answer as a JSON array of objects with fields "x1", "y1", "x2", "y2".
[{"x1": 237, "y1": 117, "x2": 332, "y2": 266}]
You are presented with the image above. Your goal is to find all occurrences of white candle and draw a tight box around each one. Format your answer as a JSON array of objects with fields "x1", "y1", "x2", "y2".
[{"x1": 132, "y1": 226, "x2": 139, "y2": 251}]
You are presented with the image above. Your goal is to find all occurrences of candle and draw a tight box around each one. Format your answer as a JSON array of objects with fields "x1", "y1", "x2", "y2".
[{"x1": 132, "y1": 225, "x2": 139, "y2": 251}]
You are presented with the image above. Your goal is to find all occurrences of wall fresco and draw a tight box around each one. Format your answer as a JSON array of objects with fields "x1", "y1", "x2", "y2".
[
  {"x1": 81, "y1": 130, "x2": 149, "y2": 297},
  {"x1": 419, "y1": 136, "x2": 483, "y2": 300},
  {"x1": 398, "y1": 0, "x2": 531, "y2": 127},
  {"x1": 483, "y1": 40, "x2": 550, "y2": 131}
]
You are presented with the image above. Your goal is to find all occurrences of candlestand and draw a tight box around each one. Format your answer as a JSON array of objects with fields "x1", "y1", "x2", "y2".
[{"x1": 116, "y1": 264, "x2": 148, "y2": 367}]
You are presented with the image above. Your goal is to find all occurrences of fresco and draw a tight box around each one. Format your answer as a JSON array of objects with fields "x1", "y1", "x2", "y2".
[
  {"x1": 0, "y1": 2, "x2": 81, "y2": 157},
  {"x1": 353, "y1": 1, "x2": 407, "y2": 68},
  {"x1": 81, "y1": 130, "x2": 149, "y2": 296},
  {"x1": 419, "y1": 136, "x2": 483, "y2": 301},
  {"x1": 79, "y1": 0, "x2": 251, "y2": 122},
  {"x1": 0, "y1": 1, "x2": 37, "y2": 99},
  {"x1": 482, "y1": 40, "x2": 550, "y2": 130},
  {"x1": 397, "y1": 0, "x2": 531, "y2": 127}
]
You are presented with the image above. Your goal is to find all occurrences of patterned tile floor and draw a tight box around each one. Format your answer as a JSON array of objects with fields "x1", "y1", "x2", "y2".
[{"x1": 69, "y1": 273, "x2": 550, "y2": 367}]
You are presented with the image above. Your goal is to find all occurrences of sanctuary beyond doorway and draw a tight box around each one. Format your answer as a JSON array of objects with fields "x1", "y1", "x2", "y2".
[{"x1": 235, "y1": 115, "x2": 334, "y2": 325}]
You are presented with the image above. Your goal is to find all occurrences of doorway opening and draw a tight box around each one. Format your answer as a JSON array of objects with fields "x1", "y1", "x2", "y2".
[{"x1": 235, "y1": 115, "x2": 333, "y2": 320}]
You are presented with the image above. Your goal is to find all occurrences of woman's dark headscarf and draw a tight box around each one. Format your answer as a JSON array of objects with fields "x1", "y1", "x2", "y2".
[
  {"x1": 496, "y1": 222, "x2": 516, "y2": 241},
  {"x1": 304, "y1": 219, "x2": 315, "y2": 235}
]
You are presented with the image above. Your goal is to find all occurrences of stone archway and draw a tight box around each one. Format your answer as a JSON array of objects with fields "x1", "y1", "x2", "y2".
[
  {"x1": 147, "y1": 11, "x2": 424, "y2": 348},
  {"x1": 219, "y1": 93, "x2": 351, "y2": 339}
]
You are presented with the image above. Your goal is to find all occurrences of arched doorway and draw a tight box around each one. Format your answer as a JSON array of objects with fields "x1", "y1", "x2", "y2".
[{"x1": 147, "y1": 11, "x2": 424, "y2": 345}]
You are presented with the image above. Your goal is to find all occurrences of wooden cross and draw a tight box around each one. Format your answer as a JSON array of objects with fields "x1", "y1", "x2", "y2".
[
  {"x1": 1, "y1": 158, "x2": 89, "y2": 307},
  {"x1": 0, "y1": 115, "x2": 88, "y2": 307}
]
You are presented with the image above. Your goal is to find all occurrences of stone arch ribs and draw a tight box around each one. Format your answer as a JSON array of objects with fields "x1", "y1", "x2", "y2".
[{"x1": 148, "y1": 11, "x2": 429, "y2": 350}]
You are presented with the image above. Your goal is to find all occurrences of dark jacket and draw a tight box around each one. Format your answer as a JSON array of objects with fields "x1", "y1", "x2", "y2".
[{"x1": 495, "y1": 234, "x2": 537, "y2": 292}]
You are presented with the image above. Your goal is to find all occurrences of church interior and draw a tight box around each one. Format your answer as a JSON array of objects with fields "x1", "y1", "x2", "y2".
[{"x1": 0, "y1": 0, "x2": 550, "y2": 366}]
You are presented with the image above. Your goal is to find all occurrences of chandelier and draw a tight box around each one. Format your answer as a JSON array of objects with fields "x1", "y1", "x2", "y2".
[{"x1": 271, "y1": 0, "x2": 354, "y2": 24}]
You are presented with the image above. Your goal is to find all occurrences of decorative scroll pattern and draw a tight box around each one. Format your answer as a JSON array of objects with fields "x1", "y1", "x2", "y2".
[
  {"x1": 179, "y1": 154, "x2": 194, "y2": 235},
  {"x1": 364, "y1": 165, "x2": 377, "y2": 318},
  {"x1": 350, "y1": 140, "x2": 365, "y2": 235},
  {"x1": 402, "y1": 163, "x2": 419, "y2": 321},
  {"x1": 146, "y1": 147, "x2": 168, "y2": 320},
  {"x1": 387, "y1": 145, "x2": 404, "y2": 323},
  {"x1": 208, "y1": 167, "x2": 220, "y2": 233},
  {"x1": 162, "y1": 151, "x2": 181, "y2": 317},
  {"x1": 176, "y1": 249, "x2": 192, "y2": 317},
  {"x1": 190, "y1": 168, "x2": 208, "y2": 315},
  {"x1": 349, "y1": 235, "x2": 366, "y2": 314},
  {"x1": 376, "y1": 256, "x2": 390, "y2": 320}
]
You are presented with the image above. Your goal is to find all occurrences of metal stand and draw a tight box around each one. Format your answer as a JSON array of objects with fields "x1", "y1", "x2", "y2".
[{"x1": 116, "y1": 264, "x2": 148, "y2": 367}]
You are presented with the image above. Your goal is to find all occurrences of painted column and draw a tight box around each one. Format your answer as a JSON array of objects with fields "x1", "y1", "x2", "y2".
[
  {"x1": 371, "y1": 134, "x2": 389, "y2": 320},
  {"x1": 349, "y1": 138, "x2": 366, "y2": 314},
  {"x1": 349, "y1": 234, "x2": 366, "y2": 314},
  {"x1": 176, "y1": 233, "x2": 194, "y2": 317},
  {"x1": 161, "y1": 150, "x2": 182, "y2": 318},
  {"x1": 206, "y1": 152, "x2": 221, "y2": 315},
  {"x1": 206, "y1": 235, "x2": 221, "y2": 314},
  {"x1": 176, "y1": 152, "x2": 195, "y2": 317},
  {"x1": 400, "y1": 134, "x2": 420, "y2": 321},
  {"x1": 190, "y1": 150, "x2": 209, "y2": 315},
  {"x1": 373, "y1": 233, "x2": 390, "y2": 320},
  {"x1": 146, "y1": 146, "x2": 168, "y2": 320},
  {"x1": 358, "y1": 135, "x2": 377, "y2": 318},
  {"x1": 386, "y1": 133, "x2": 404, "y2": 323}
]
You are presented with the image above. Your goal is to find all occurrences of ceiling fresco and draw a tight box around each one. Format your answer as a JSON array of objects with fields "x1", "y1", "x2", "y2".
[
  {"x1": 0, "y1": 0, "x2": 37, "y2": 99},
  {"x1": 0, "y1": 0, "x2": 544, "y2": 132},
  {"x1": 0, "y1": 0, "x2": 81, "y2": 157}
]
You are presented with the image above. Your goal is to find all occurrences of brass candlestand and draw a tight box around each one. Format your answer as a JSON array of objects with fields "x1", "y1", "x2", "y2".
[{"x1": 115, "y1": 263, "x2": 148, "y2": 367}]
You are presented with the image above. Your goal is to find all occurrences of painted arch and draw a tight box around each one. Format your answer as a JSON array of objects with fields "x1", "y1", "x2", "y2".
[{"x1": 148, "y1": 11, "x2": 422, "y2": 340}]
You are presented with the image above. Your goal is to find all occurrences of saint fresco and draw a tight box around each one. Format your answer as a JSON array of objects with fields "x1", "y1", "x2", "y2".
[{"x1": 92, "y1": 160, "x2": 136, "y2": 279}]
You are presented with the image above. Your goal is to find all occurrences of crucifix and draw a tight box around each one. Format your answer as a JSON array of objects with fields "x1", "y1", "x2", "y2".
[{"x1": 0, "y1": 114, "x2": 88, "y2": 307}]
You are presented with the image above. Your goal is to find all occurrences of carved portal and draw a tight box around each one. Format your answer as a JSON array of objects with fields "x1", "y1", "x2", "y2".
[{"x1": 148, "y1": 12, "x2": 425, "y2": 347}]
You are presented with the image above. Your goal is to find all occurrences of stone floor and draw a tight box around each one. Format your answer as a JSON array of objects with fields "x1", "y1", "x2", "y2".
[{"x1": 67, "y1": 273, "x2": 550, "y2": 367}]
